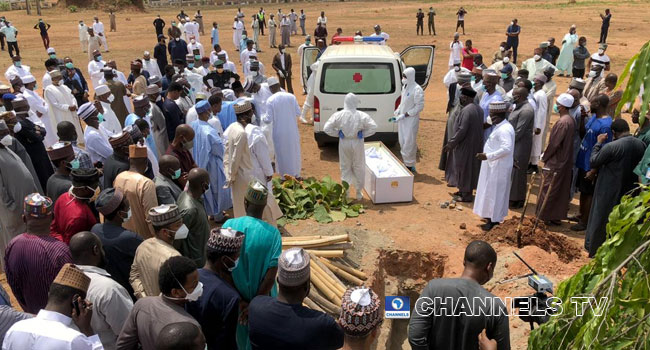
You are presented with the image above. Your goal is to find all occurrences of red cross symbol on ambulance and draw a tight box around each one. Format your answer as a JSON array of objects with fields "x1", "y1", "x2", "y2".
[{"x1": 352, "y1": 72, "x2": 363, "y2": 83}]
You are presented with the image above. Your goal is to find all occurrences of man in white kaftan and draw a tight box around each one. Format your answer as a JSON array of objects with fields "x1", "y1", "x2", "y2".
[
  {"x1": 530, "y1": 74, "x2": 549, "y2": 167},
  {"x1": 44, "y1": 71, "x2": 83, "y2": 145},
  {"x1": 21, "y1": 75, "x2": 56, "y2": 148},
  {"x1": 223, "y1": 100, "x2": 254, "y2": 218},
  {"x1": 473, "y1": 101, "x2": 515, "y2": 231},
  {"x1": 263, "y1": 82, "x2": 301, "y2": 178},
  {"x1": 245, "y1": 121, "x2": 282, "y2": 225}
]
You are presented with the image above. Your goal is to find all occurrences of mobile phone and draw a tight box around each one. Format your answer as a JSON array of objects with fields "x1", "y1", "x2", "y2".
[{"x1": 72, "y1": 296, "x2": 80, "y2": 315}]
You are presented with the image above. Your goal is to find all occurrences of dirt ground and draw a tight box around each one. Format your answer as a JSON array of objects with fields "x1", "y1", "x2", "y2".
[{"x1": 1, "y1": 0, "x2": 648, "y2": 348}]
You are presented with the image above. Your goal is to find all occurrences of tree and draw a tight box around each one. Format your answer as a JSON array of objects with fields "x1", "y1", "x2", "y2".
[{"x1": 616, "y1": 40, "x2": 650, "y2": 124}]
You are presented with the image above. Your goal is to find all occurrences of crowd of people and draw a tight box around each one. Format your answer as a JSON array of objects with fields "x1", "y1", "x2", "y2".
[{"x1": 0, "y1": 3, "x2": 644, "y2": 350}]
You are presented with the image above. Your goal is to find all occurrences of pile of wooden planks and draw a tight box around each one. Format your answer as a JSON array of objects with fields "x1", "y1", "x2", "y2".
[{"x1": 282, "y1": 234, "x2": 368, "y2": 316}]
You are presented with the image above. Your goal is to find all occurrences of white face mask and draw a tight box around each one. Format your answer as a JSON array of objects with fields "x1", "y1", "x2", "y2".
[
  {"x1": 281, "y1": 49, "x2": 286, "y2": 54},
  {"x1": 107, "y1": 94, "x2": 115, "y2": 103},
  {"x1": 156, "y1": 95, "x2": 162, "y2": 102},
  {"x1": 598, "y1": 49, "x2": 605, "y2": 55},
  {"x1": 0, "y1": 135, "x2": 12, "y2": 146},
  {"x1": 174, "y1": 224, "x2": 189, "y2": 240},
  {"x1": 500, "y1": 46, "x2": 505, "y2": 52},
  {"x1": 183, "y1": 281, "x2": 203, "y2": 301},
  {"x1": 401, "y1": 78, "x2": 408, "y2": 85},
  {"x1": 510, "y1": 22, "x2": 514, "y2": 26},
  {"x1": 19, "y1": 86, "x2": 25, "y2": 93},
  {"x1": 486, "y1": 116, "x2": 493, "y2": 125},
  {"x1": 533, "y1": 54, "x2": 541, "y2": 61},
  {"x1": 588, "y1": 70, "x2": 597, "y2": 78},
  {"x1": 191, "y1": 39, "x2": 196, "y2": 44}
]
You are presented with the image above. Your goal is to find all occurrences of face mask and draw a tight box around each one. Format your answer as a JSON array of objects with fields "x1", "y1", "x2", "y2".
[
  {"x1": 306, "y1": 40, "x2": 311, "y2": 45},
  {"x1": 183, "y1": 281, "x2": 203, "y2": 301},
  {"x1": 14, "y1": 61, "x2": 21, "y2": 68},
  {"x1": 224, "y1": 256, "x2": 240, "y2": 272},
  {"x1": 120, "y1": 208, "x2": 132, "y2": 220},
  {"x1": 175, "y1": 37, "x2": 180, "y2": 41},
  {"x1": 471, "y1": 76, "x2": 476, "y2": 82},
  {"x1": 172, "y1": 168, "x2": 181, "y2": 180},
  {"x1": 49, "y1": 54, "x2": 56, "y2": 59},
  {"x1": 65, "y1": 62, "x2": 74, "y2": 69},
  {"x1": 486, "y1": 116, "x2": 493, "y2": 125},
  {"x1": 191, "y1": 39, "x2": 196, "y2": 44},
  {"x1": 19, "y1": 86, "x2": 25, "y2": 93},
  {"x1": 553, "y1": 104, "x2": 559, "y2": 113},
  {"x1": 533, "y1": 55, "x2": 541, "y2": 61},
  {"x1": 195, "y1": 55, "x2": 201, "y2": 60},
  {"x1": 107, "y1": 94, "x2": 115, "y2": 103},
  {"x1": 183, "y1": 140, "x2": 194, "y2": 150},
  {"x1": 174, "y1": 224, "x2": 189, "y2": 240},
  {"x1": 156, "y1": 95, "x2": 162, "y2": 102},
  {"x1": 252, "y1": 71, "x2": 258, "y2": 77},
  {"x1": 501, "y1": 73, "x2": 508, "y2": 80},
  {"x1": 531, "y1": 82, "x2": 536, "y2": 89},
  {"x1": 54, "y1": 80, "x2": 63, "y2": 87},
  {"x1": 401, "y1": 78, "x2": 407, "y2": 85},
  {"x1": 96, "y1": 56, "x2": 102, "y2": 61},
  {"x1": 0, "y1": 135, "x2": 12, "y2": 146},
  {"x1": 510, "y1": 22, "x2": 514, "y2": 26},
  {"x1": 174, "y1": 67, "x2": 180, "y2": 74},
  {"x1": 598, "y1": 49, "x2": 604, "y2": 55},
  {"x1": 500, "y1": 46, "x2": 505, "y2": 52},
  {"x1": 69, "y1": 158, "x2": 80, "y2": 170},
  {"x1": 588, "y1": 70, "x2": 597, "y2": 78},
  {"x1": 97, "y1": 113, "x2": 104, "y2": 123},
  {"x1": 281, "y1": 49, "x2": 286, "y2": 54}
]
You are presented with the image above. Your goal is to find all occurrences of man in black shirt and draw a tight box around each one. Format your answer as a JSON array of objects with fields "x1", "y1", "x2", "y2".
[
  {"x1": 153, "y1": 15, "x2": 166, "y2": 37},
  {"x1": 599, "y1": 9, "x2": 611, "y2": 44},
  {"x1": 408, "y1": 241, "x2": 510, "y2": 350},
  {"x1": 248, "y1": 248, "x2": 344, "y2": 350},
  {"x1": 546, "y1": 38, "x2": 560, "y2": 66},
  {"x1": 416, "y1": 9, "x2": 425, "y2": 36},
  {"x1": 203, "y1": 60, "x2": 239, "y2": 90},
  {"x1": 162, "y1": 82, "x2": 185, "y2": 141},
  {"x1": 33, "y1": 19, "x2": 51, "y2": 49}
]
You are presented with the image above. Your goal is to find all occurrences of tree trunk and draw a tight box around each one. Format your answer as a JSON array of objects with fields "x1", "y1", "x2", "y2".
[
  {"x1": 25, "y1": 0, "x2": 31, "y2": 15},
  {"x1": 36, "y1": 0, "x2": 42, "y2": 16}
]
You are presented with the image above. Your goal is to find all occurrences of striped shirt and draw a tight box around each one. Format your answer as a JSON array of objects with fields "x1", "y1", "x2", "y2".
[{"x1": 4, "y1": 233, "x2": 72, "y2": 314}]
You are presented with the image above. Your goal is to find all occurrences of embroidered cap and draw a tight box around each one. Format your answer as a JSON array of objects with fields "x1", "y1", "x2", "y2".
[
  {"x1": 148, "y1": 204, "x2": 181, "y2": 226},
  {"x1": 569, "y1": 78, "x2": 586, "y2": 90},
  {"x1": 234, "y1": 100, "x2": 252, "y2": 115},
  {"x1": 95, "y1": 84, "x2": 110, "y2": 95},
  {"x1": 146, "y1": 84, "x2": 161, "y2": 95},
  {"x1": 339, "y1": 287, "x2": 383, "y2": 337},
  {"x1": 46, "y1": 141, "x2": 74, "y2": 161},
  {"x1": 195, "y1": 100, "x2": 211, "y2": 114},
  {"x1": 278, "y1": 248, "x2": 311, "y2": 287},
  {"x1": 95, "y1": 188, "x2": 124, "y2": 215},
  {"x1": 245, "y1": 180, "x2": 268, "y2": 205},
  {"x1": 489, "y1": 101, "x2": 508, "y2": 113},
  {"x1": 23, "y1": 193, "x2": 53, "y2": 218},
  {"x1": 53, "y1": 263, "x2": 91, "y2": 293},
  {"x1": 206, "y1": 227, "x2": 245, "y2": 254},
  {"x1": 108, "y1": 131, "x2": 132, "y2": 148},
  {"x1": 77, "y1": 102, "x2": 97, "y2": 120}
]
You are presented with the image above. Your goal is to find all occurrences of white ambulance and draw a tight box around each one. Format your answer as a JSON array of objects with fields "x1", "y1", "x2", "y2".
[{"x1": 301, "y1": 39, "x2": 434, "y2": 147}]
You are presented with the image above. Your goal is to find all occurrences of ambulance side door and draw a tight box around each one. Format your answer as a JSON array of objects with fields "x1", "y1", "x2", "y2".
[
  {"x1": 399, "y1": 45, "x2": 435, "y2": 90},
  {"x1": 301, "y1": 47, "x2": 321, "y2": 88}
]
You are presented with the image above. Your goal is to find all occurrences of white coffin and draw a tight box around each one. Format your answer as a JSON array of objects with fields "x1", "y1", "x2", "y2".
[{"x1": 363, "y1": 141, "x2": 414, "y2": 204}]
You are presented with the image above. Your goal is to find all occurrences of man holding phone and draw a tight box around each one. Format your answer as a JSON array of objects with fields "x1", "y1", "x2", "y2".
[{"x1": 4, "y1": 263, "x2": 103, "y2": 349}]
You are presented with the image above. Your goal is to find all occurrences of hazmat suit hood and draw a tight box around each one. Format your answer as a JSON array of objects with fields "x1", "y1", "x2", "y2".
[
  {"x1": 403, "y1": 67, "x2": 417, "y2": 89},
  {"x1": 343, "y1": 93, "x2": 360, "y2": 113}
]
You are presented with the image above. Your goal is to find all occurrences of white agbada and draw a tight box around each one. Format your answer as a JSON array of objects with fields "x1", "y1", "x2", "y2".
[
  {"x1": 23, "y1": 88, "x2": 56, "y2": 147},
  {"x1": 44, "y1": 83, "x2": 83, "y2": 144},
  {"x1": 99, "y1": 100, "x2": 121, "y2": 136},
  {"x1": 142, "y1": 59, "x2": 162, "y2": 78},
  {"x1": 187, "y1": 40, "x2": 205, "y2": 57},
  {"x1": 78, "y1": 23, "x2": 89, "y2": 51},
  {"x1": 84, "y1": 124, "x2": 113, "y2": 163},
  {"x1": 442, "y1": 66, "x2": 471, "y2": 88},
  {"x1": 448, "y1": 40, "x2": 464, "y2": 68},
  {"x1": 42, "y1": 71, "x2": 52, "y2": 90},
  {"x1": 185, "y1": 21, "x2": 200, "y2": 43},
  {"x1": 323, "y1": 93, "x2": 377, "y2": 196},
  {"x1": 473, "y1": 119, "x2": 515, "y2": 223},
  {"x1": 263, "y1": 91, "x2": 301, "y2": 177},
  {"x1": 4, "y1": 65, "x2": 31, "y2": 82},
  {"x1": 87, "y1": 59, "x2": 106, "y2": 89},
  {"x1": 530, "y1": 88, "x2": 549, "y2": 164},
  {"x1": 240, "y1": 48, "x2": 256, "y2": 65},
  {"x1": 251, "y1": 83, "x2": 275, "y2": 160},
  {"x1": 232, "y1": 20, "x2": 244, "y2": 50},
  {"x1": 245, "y1": 123, "x2": 283, "y2": 223},
  {"x1": 394, "y1": 67, "x2": 424, "y2": 168},
  {"x1": 92, "y1": 21, "x2": 109, "y2": 50}
]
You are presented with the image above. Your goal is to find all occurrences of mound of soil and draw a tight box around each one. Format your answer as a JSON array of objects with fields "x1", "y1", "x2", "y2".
[{"x1": 477, "y1": 216, "x2": 582, "y2": 263}]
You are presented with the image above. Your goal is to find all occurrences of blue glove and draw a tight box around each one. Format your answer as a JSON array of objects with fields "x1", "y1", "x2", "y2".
[
  {"x1": 338, "y1": 130, "x2": 345, "y2": 139},
  {"x1": 357, "y1": 130, "x2": 363, "y2": 139}
]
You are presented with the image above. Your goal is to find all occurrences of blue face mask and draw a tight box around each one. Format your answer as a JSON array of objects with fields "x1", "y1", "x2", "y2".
[
  {"x1": 188, "y1": 63, "x2": 194, "y2": 69},
  {"x1": 65, "y1": 63, "x2": 74, "y2": 69},
  {"x1": 14, "y1": 61, "x2": 21, "y2": 68},
  {"x1": 49, "y1": 54, "x2": 57, "y2": 59},
  {"x1": 69, "y1": 159, "x2": 80, "y2": 170},
  {"x1": 96, "y1": 55, "x2": 103, "y2": 61},
  {"x1": 172, "y1": 168, "x2": 181, "y2": 180},
  {"x1": 195, "y1": 55, "x2": 201, "y2": 60},
  {"x1": 470, "y1": 76, "x2": 476, "y2": 82},
  {"x1": 553, "y1": 104, "x2": 559, "y2": 114},
  {"x1": 97, "y1": 113, "x2": 104, "y2": 123}
]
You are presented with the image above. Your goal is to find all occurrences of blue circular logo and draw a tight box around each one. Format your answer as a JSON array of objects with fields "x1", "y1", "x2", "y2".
[{"x1": 391, "y1": 298, "x2": 404, "y2": 310}]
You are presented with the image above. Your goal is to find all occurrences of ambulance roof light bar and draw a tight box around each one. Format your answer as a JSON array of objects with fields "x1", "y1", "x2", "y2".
[{"x1": 332, "y1": 36, "x2": 384, "y2": 43}]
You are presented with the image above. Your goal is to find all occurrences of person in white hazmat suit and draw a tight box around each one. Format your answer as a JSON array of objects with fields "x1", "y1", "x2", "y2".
[
  {"x1": 391, "y1": 67, "x2": 424, "y2": 173},
  {"x1": 300, "y1": 61, "x2": 319, "y2": 124},
  {"x1": 323, "y1": 93, "x2": 377, "y2": 199}
]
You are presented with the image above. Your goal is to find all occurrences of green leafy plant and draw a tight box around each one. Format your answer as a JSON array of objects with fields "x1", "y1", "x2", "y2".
[
  {"x1": 529, "y1": 186, "x2": 650, "y2": 349},
  {"x1": 615, "y1": 40, "x2": 650, "y2": 124},
  {"x1": 0, "y1": 3, "x2": 9, "y2": 11},
  {"x1": 68, "y1": 5, "x2": 78, "y2": 12},
  {"x1": 272, "y1": 176, "x2": 364, "y2": 226}
]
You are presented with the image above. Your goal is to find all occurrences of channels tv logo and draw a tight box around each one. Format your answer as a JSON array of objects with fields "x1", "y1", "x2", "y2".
[{"x1": 385, "y1": 296, "x2": 410, "y2": 319}]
